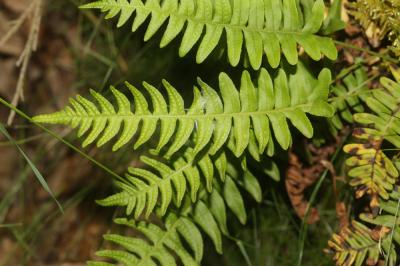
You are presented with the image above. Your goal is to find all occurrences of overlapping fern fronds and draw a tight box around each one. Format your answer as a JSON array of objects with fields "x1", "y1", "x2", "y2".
[
  {"x1": 33, "y1": 65, "x2": 334, "y2": 158},
  {"x1": 88, "y1": 214, "x2": 203, "y2": 266},
  {"x1": 360, "y1": 187, "x2": 400, "y2": 241},
  {"x1": 327, "y1": 72, "x2": 400, "y2": 265},
  {"x1": 326, "y1": 220, "x2": 395, "y2": 266},
  {"x1": 88, "y1": 162, "x2": 263, "y2": 265},
  {"x1": 329, "y1": 66, "x2": 370, "y2": 131},
  {"x1": 98, "y1": 148, "x2": 228, "y2": 218},
  {"x1": 98, "y1": 145, "x2": 263, "y2": 222},
  {"x1": 80, "y1": 0, "x2": 337, "y2": 69},
  {"x1": 342, "y1": 74, "x2": 400, "y2": 210},
  {"x1": 327, "y1": 189, "x2": 400, "y2": 266}
]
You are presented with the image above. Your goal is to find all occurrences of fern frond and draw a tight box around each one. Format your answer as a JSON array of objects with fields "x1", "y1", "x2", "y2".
[
  {"x1": 98, "y1": 146, "x2": 263, "y2": 220},
  {"x1": 328, "y1": 72, "x2": 400, "y2": 266},
  {"x1": 327, "y1": 188, "x2": 400, "y2": 266},
  {"x1": 79, "y1": 0, "x2": 337, "y2": 69},
  {"x1": 88, "y1": 214, "x2": 202, "y2": 266},
  {"x1": 33, "y1": 66, "x2": 334, "y2": 158},
  {"x1": 342, "y1": 75, "x2": 400, "y2": 211},
  {"x1": 90, "y1": 164, "x2": 262, "y2": 265},
  {"x1": 98, "y1": 148, "x2": 226, "y2": 218},
  {"x1": 344, "y1": 139, "x2": 398, "y2": 210},
  {"x1": 329, "y1": 66, "x2": 370, "y2": 131},
  {"x1": 326, "y1": 220, "x2": 395, "y2": 266},
  {"x1": 353, "y1": 76, "x2": 400, "y2": 147}
]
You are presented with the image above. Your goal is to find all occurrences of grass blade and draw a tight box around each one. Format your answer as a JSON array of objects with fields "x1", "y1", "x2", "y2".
[{"x1": 0, "y1": 123, "x2": 64, "y2": 213}]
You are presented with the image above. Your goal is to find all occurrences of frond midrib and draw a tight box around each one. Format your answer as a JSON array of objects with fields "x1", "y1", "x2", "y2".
[
  {"x1": 363, "y1": 93, "x2": 400, "y2": 192},
  {"x1": 59, "y1": 103, "x2": 312, "y2": 120},
  {"x1": 328, "y1": 76, "x2": 378, "y2": 103},
  {"x1": 379, "y1": 105, "x2": 400, "y2": 138},
  {"x1": 97, "y1": 1, "x2": 321, "y2": 36}
]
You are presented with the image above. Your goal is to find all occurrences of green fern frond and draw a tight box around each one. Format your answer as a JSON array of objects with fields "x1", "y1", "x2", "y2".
[
  {"x1": 97, "y1": 148, "x2": 227, "y2": 218},
  {"x1": 353, "y1": 76, "x2": 400, "y2": 147},
  {"x1": 88, "y1": 214, "x2": 203, "y2": 266},
  {"x1": 329, "y1": 66, "x2": 370, "y2": 131},
  {"x1": 98, "y1": 146, "x2": 263, "y2": 221},
  {"x1": 79, "y1": 0, "x2": 337, "y2": 69},
  {"x1": 33, "y1": 66, "x2": 334, "y2": 158},
  {"x1": 90, "y1": 166, "x2": 262, "y2": 265},
  {"x1": 326, "y1": 220, "x2": 396, "y2": 266}
]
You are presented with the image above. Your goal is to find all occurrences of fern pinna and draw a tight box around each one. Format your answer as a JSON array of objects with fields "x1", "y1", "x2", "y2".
[
  {"x1": 327, "y1": 72, "x2": 400, "y2": 266},
  {"x1": 33, "y1": 64, "x2": 333, "y2": 159},
  {"x1": 80, "y1": 0, "x2": 337, "y2": 69}
]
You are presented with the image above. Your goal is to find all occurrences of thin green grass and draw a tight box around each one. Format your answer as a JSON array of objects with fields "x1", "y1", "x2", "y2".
[
  {"x1": 296, "y1": 132, "x2": 349, "y2": 266},
  {"x1": 0, "y1": 123, "x2": 63, "y2": 213},
  {"x1": 0, "y1": 97, "x2": 125, "y2": 183}
]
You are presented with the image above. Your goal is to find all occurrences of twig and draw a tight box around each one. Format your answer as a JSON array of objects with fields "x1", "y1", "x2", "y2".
[
  {"x1": 2, "y1": 0, "x2": 43, "y2": 125},
  {"x1": 0, "y1": 2, "x2": 36, "y2": 46}
]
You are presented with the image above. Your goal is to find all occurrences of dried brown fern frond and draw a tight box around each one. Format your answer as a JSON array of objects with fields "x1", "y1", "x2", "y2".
[{"x1": 348, "y1": 0, "x2": 400, "y2": 55}]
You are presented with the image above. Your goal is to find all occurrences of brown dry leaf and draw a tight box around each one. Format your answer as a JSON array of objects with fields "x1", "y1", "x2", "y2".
[
  {"x1": 285, "y1": 152, "x2": 320, "y2": 224},
  {"x1": 285, "y1": 142, "x2": 338, "y2": 224}
]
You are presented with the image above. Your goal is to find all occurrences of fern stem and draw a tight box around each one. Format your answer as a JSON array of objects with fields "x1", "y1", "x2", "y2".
[
  {"x1": 334, "y1": 40, "x2": 400, "y2": 64},
  {"x1": 0, "y1": 97, "x2": 125, "y2": 183},
  {"x1": 328, "y1": 73, "x2": 380, "y2": 102}
]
